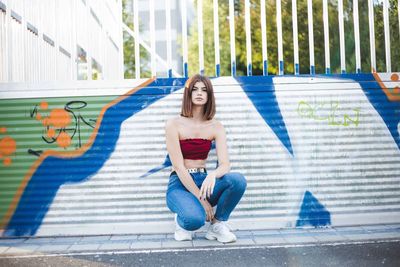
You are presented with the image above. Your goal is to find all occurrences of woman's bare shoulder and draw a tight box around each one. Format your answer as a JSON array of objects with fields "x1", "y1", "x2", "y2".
[
  {"x1": 210, "y1": 118, "x2": 224, "y2": 129},
  {"x1": 165, "y1": 116, "x2": 181, "y2": 129}
]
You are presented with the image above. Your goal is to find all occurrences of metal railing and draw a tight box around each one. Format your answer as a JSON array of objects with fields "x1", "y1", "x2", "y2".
[{"x1": 123, "y1": 0, "x2": 399, "y2": 78}]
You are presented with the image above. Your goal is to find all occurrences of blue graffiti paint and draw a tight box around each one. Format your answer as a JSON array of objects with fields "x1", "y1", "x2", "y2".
[
  {"x1": 296, "y1": 190, "x2": 331, "y2": 227},
  {"x1": 216, "y1": 64, "x2": 220, "y2": 77},
  {"x1": 4, "y1": 78, "x2": 188, "y2": 237},
  {"x1": 263, "y1": 60, "x2": 268, "y2": 76},
  {"x1": 310, "y1": 65, "x2": 315, "y2": 75},
  {"x1": 235, "y1": 76, "x2": 294, "y2": 155},
  {"x1": 356, "y1": 74, "x2": 400, "y2": 150},
  {"x1": 295, "y1": 63, "x2": 299, "y2": 75}
]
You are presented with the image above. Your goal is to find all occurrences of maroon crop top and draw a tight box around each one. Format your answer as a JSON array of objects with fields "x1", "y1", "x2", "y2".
[{"x1": 179, "y1": 138, "x2": 212, "y2": 160}]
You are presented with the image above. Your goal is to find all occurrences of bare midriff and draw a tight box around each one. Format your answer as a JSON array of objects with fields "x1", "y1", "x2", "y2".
[{"x1": 171, "y1": 159, "x2": 207, "y2": 172}]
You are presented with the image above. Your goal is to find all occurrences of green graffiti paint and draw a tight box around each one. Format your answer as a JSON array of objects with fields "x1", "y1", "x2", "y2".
[
  {"x1": 0, "y1": 95, "x2": 116, "y2": 222},
  {"x1": 297, "y1": 100, "x2": 360, "y2": 127}
]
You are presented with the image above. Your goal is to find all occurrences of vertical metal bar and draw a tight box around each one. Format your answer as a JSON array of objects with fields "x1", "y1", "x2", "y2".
[
  {"x1": 149, "y1": 0, "x2": 156, "y2": 77},
  {"x1": 292, "y1": 0, "x2": 299, "y2": 75},
  {"x1": 323, "y1": 0, "x2": 330, "y2": 74},
  {"x1": 383, "y1": 0, "x2": 391, "y2": 73},
  {"x1": 245, "y1": 0, "x2": 252, "y2": 76},
  {"x1": 134, "y1": 0, "x2": 140, "y2": 78},
  {"x1": 71, "y1": 0, "x2": 77, "y2": 80},
  {"x1": 197, "y1": 0, "x2": 204, "y2": 75},
  {"x1": 260, "y1": 0, "x2": 268, "y2": 76},
  {"x1": 338, "y1": 0, "x2": 346, "y2": 74},
  {"x1": 353, "y1": 0, "x2": 361, "y2": 73},
  {"x1": 229, "y1": 0, "x2": 236, "y2": 76},
  {"x1": 307, "y1": 0, "x2": 315, "y2": 75},
  {"x1": 5, "y1": 1, "x2": 10, "y2": 81},
  {"x1": 181, "y1": 0, "x2": 188, "y2": 77},
  {"x1": 118, "y1": 0, "x2": 124, "y2": 79},
  {"x1": 368, "y1": 0, "x2": 376, "y2": 72},
  {"x1": 276, "y1": 0, "x2": 283, "y2": 75},
  {"x1": 213, "y1": 0, "x2": 220, "y2": 77},
  {"x1": 166, "y1": 0, "x2": 172, "y2": 77}
]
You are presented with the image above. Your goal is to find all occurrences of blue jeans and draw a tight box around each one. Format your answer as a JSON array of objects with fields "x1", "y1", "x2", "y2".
[{"x1": 166, "y1": 171, "x2": 247, "y2": 231}]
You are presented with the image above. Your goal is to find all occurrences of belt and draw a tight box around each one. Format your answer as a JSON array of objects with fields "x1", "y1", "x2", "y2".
[
  {"x1": 187, "y1": 167, "x2": 206, "y2": 173},
  {"x1": 170, "y1": 167, "x2": 207, "y2": 176}
]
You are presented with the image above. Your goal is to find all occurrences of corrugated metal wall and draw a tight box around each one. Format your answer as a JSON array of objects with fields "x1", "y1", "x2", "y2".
[{"x1": 0, "y1": 74, "x2": 400, "y2": 237}]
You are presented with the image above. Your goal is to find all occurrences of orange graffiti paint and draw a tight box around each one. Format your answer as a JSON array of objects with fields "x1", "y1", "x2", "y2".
[
  {"x1": 3, "y1": 157, "x2": 12, "y2": 166},
  {"x1": 0, "y1": 127, "x2": 6, "y2": 133},
  {"x1": 49, "y1": 109, "x2": 71, "y2": 128},
  {"x1": 390, "y1": 73, "x2": 399, "y2": 81},
  {"x1": 36, "y1": 113, "x2": 42, "y2": 120},
  {"x1": 0, "y1": 137, "x2": 16, "y2": 155},
  {"x1": 42, "y1": 118, "x2": 49, "y2": 126},
  {"x1": 56, "y1": 132, "x2": 71, "y2": 148},
  {"x1": 0, "y1": 78, "x2": 155, "y2": 230},
  {"x1": 40, "y1": 101, "x2": 48, "y2": 110},
  {"x1": 47, "y1": 128, "x2": 56, "y2": 138}
]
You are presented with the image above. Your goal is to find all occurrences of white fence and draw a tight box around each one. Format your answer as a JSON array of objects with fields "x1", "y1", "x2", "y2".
[{"x1": 124, "y1": 0, "x2": 399, "y2": 78}]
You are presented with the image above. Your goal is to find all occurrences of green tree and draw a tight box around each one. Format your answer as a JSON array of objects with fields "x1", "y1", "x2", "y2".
[
  {"x1": 186, "y1": 0, "x2": 399, "y2": 76},
  {"x1": 122, "y1": 0, "x2": 150, "y2": 78}
]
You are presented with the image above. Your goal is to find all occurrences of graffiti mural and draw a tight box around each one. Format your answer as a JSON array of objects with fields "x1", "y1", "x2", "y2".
[{"x1": 0, "y1": 73, "x2": 399, "y2": 237}]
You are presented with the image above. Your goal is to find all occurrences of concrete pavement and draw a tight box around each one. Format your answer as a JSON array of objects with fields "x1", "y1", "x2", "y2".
[{"x1": 0, "y1": 224, "x2": 399, "y2": 257}]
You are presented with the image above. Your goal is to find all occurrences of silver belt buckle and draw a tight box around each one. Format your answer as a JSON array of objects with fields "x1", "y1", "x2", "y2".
[{"x1": 187, "y1": 168, "x2": 206, "y2": 173}]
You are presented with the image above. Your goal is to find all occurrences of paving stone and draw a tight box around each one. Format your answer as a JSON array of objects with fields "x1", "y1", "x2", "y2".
[
  {"x1": 161, "y1": 240, "x2": 193, "y2": 248},
  {"x1": 4, "y1": 245, "x2": 40, "y2": 254},
  {"x1": 137, "y1": 234, "x2": 167, "y2": 240},
  {"x1": 223, "y1": 238, "x2": 256, "y2": 246},
  {"x1": 383, "y1": 224, "x2": 400, "y2": 230},
  {"x1": 51, "y1": 237, "x2": 82, "y2": 244},
  {"x1": 99, "y1": 242, "x2": 132, "y2": 251},
  {"x1": 305, "y1": 227, "x2": 336, "y2": 233},
  {"x1": 23, "y1": 237, "x2": 56, "y2": 244},
  {"x1": 251, "y1": 230, "x2": 281, "y2": 236},
  {"x1": 80, "y1": 235, "x2": 111, "y2": 242},
  {"x1": 360, "y1": 225, "x2": 391, "y2": 231},
  {"x1": 0, "y1": 246, "x2": 10, "y2": 254},
  {"x1": 130, "y1": 241, "x2": 162, "y2": 250},
  {"x1": 279, "y1": 228, "x2": 311, "y2": 234},
  {"x1": 234, "y1": 231, "x2": 254, "y2": 237},
  {"x1": 313, "y1": 234, "x2": 348, "y2": 243},
  {"x1": 36, "y1": 244, "x2": 71, "y2": 252},
  {"x1": 110, "y1": 235, "x2": 138, "y2": 241},
  {"x1": 0, "y1": 238, "x2": 27, "y2": 245},
  {"x1": 192, "y1": 239, "x2": 223, "y2": 247},
  {"x1": 68, "y1": 243, "x2": 101, "y2": 251},
  {"x1": 283, "y1": 235, "x2": 319, "y2": 244},
  {"x1": 253, "y1": 236, "x2": 287, "y2": 245},
  {"x1": 345, "y1": 232, "x2": 400, "y2": 242},
  {"x1": 165, "y1": 234, "x2": 175, "y2": 239},
  {"x1": 335, "y1": 226, "x2": 365, "y2": 232}
]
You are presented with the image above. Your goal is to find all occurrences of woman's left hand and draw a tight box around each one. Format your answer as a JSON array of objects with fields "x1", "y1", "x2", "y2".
[{"x1": 199, "y1": 172, "x2": 216, "y2": 200}]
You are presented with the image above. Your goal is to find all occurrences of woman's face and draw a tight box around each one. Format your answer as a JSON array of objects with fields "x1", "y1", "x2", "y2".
[{"x1": 191, "y1": 81, "x2": 208, "y2": 106}]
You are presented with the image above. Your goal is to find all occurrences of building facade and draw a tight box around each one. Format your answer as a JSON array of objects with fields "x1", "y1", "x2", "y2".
[{"x1": 0, "y1": 0, "x2": 123, "y2": 82}]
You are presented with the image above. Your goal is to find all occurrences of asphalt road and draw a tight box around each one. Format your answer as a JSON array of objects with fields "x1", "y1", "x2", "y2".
[{"x1": 1, "y1": 241, "x2": 399, "y2": 267}]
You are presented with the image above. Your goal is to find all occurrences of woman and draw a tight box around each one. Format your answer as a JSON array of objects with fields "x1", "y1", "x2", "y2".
[{"x1": 165, "y1": 74, "x2": 247, "y2": 243}]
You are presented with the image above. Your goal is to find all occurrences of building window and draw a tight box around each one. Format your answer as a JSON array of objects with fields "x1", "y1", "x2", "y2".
[
  {"x1": 77, "y1": 46, "x2": 88, "y2": 80},
  {"x1": 92, "y1": 58, "x2": 103, "y2": 80}
]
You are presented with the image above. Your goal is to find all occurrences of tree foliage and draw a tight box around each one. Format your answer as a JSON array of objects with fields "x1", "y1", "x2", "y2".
[{"x1": 186, "y1": 0, "x2": 399, "y2": 76}]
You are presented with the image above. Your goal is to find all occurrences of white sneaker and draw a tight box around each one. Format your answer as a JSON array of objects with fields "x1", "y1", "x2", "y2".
[
  {"x1": 205, "y1": 221, "x2": 237, "y2": 243},
  {"x1": 174, "y1": 214, "x2": 192, "y2": 241}
]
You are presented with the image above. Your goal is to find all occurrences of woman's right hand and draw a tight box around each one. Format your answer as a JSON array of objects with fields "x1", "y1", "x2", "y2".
[{"x1": 199, "y1": 198, "x2": 214, "y2": 222}]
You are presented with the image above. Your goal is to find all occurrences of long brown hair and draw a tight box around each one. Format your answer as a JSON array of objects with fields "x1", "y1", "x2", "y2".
[{"x1": 180, "y1": 74, "x2": 216, "y2": 120}]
